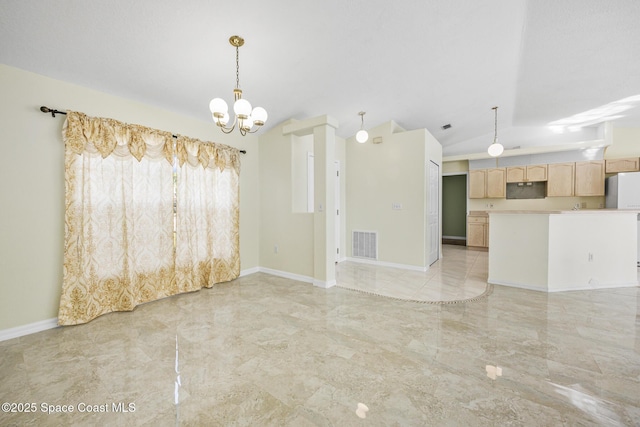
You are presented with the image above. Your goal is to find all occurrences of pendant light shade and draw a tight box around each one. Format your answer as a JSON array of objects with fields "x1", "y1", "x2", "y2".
[
  {"x1": 356, "y1": 111, "x2": 368, "y2": 143},
  {"x1": 356, "y1": 129, "x2": 368, "y2": 143}
]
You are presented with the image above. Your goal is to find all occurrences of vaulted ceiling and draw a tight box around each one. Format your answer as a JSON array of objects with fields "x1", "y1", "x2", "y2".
[{"x1": 1, "y1": 0, "x2": 639, "y2": 156}]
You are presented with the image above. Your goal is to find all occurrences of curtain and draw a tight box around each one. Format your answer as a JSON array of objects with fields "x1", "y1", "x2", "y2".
[
  {"x1": 175, "y1": 136, "x2": 240, "y2": 292},
  {"x1": 58, "y1": 112, "x2": 240, "y2": 325}
]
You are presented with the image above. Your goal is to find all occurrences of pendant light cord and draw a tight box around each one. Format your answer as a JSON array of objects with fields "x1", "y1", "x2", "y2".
[{"x1": 493, "y1": 106, "x2": 498, "y2": 142}]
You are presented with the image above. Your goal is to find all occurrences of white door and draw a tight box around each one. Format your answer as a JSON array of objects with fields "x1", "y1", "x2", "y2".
[
  {"x1": 428, "y1": 161, "x2": 440, "y2": 265},
  {"x1": 335, "y1": 160, "x2": 341, "y2": 262}
]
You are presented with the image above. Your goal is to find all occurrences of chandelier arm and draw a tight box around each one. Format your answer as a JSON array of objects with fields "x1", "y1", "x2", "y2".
[{"x1": 219, "y1": 125, "x2": 236, "y2": 134}]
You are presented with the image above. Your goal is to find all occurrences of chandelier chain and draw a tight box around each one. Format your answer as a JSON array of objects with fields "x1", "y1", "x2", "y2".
[{"x1": 235, "y1": 46, "x2": 240, "y2": 89}]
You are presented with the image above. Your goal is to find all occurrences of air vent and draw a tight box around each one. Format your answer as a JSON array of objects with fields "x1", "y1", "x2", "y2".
[
  {"x1": 352, "y1": 230, "x2": 378, "y2": 260},
  {"x1": 441, "y1": 123, "x2": 452, "y2": 130}
]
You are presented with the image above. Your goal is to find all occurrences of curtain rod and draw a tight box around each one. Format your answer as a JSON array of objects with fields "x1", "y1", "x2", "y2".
[{"x1": 39, "y1": 106, "x2": 247, "y2": 154}]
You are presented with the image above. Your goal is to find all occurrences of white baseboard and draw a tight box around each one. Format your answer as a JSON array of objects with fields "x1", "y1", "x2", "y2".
[
  {"x1": 240, "y1": 266, "x2": 260, "y2": 277},
  {"x1": 313, "y1": 279, "x2": 337, "y2": 289},
  {"x1": 0, "y1": 317, "x2": 59, "y2": 342},
  {"x1": 258, "y1": 267, "x2": 314, "y2": 284},
  {"x1": 345, "y1": 257, "x2": 428, "y2": 272},
  {"x1": 489, "y1": 279, "x2": 640, "y2": 293}
]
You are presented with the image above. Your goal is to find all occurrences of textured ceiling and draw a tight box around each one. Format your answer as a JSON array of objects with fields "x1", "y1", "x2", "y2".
[{"x1": 1, "y1": 0, "x2": 639, "y2": 156}]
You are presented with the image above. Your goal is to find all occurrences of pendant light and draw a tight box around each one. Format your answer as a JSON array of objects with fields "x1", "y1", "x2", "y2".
[
  {"x1": 488, "y1": 106, "x2": 504, "y2": 157},
  {"x1": 356, "y1": 111, "x2": 368, "y2": 143}
]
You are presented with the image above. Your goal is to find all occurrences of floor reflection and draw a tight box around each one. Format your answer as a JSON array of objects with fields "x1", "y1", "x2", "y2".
[
  {"x1": 337, "y1": 245, "x2": 490, "y2": 302},
  {"x1": 0, "y1": 245, "x2": 638, "y2": 425}
]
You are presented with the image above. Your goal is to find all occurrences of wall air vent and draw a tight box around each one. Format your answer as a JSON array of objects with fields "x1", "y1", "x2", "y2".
[{"x1": 352, "y1": 230, "x2": 378, "y2": 260}]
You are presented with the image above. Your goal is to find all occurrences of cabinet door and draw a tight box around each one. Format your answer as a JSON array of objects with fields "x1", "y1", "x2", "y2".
[
  {"x1": 547, "y1": 163, "x2": 575, "y2": 197},
  {"x1": 506, "y1": 166, "x2": 526, "y2": 183},
  {"x1": 469, "y1": 170, "x2": 486, "y2": 199},
  {"x1": 575, "y1": 160, "x2": 605, "y2": 196},
  {"x1": 486, "y1": 168, "x2": 506, "y2": 198},
  {"x1": 605, "y1": 158, "x2": 640, "y2": 173},
  {"x1": 526, "y1": 165, "x2": 548, "y2": 181},
  {"x1": 467, "y1": 222, "x2": 486, "y2": 247}
]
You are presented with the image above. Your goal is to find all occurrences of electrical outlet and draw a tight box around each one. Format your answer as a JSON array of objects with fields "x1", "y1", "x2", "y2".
[
  {"x1": 274, "y1": 245, "x2": 278, "y2": 254},
  {"x1": 392, "y1": 203, "x2": 402, "y2": 210}
]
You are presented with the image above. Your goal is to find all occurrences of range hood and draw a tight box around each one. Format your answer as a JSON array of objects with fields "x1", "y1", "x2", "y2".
[{"x1": 506, "y1": 182, "x2": 546, "y2": 199}]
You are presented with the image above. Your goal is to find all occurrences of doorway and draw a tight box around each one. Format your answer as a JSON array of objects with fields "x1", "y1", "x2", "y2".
[
  {"x1": 442, "y1": 173, "x2": 467, "y2": 245},
  {"x1": 428, "y1": 161, "x2": 440, "y2": 266}
]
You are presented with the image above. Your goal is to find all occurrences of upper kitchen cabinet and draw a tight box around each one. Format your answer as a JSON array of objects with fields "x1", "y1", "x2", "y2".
[
  {"x1": 574, "y1": 160, "x2": 605, "y2": 196},
  {"x1": 506, "y1": 165, "x2": 548, "y2": 183},
  {"x1": 547, "y1": 163, "x2": 575, "y2": 197},
  {"x1": 605, "y1": 157, "x2": 640, "y2": 173},
  {"x1": 470, "y1": 168, "x2": 506, "y2": 198}
]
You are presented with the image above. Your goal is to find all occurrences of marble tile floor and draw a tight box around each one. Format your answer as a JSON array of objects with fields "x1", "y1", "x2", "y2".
[
  {"x1": 336, "y1": 244, "x2": 490, "y2": 303},
  {"x1": 1, "y1": 246, "x2": 639, "y2": 426}
]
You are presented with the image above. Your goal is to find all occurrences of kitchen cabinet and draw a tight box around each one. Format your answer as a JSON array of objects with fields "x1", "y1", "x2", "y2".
[
  {"x1": 506, "y1": 165, "x2": 548, "y2": 182},
  {"x1": 467, "y1": 213, "x2": 488, "y2": 248},
  {"x1": 574, "y1": 160, "x2": 605, "y2": 196},
  {"x1": 469, "y1": 170, "x2": 486, "y2": 199},
  {"x1": 605, "y1": 157, "x2": 640, "y2": 173},
  {"x1": 547, "y1": 163, "x2": 575, "y2": 197},
  {"x1": 487, "y1": 168, "x2": 506, "y2": 198},
  {"x1": 470, "y1": 168, "x2": 506, "y2": 198}
]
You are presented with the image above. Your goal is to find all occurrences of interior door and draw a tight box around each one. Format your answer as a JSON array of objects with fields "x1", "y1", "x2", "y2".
[{"x1": 428, "y1": 161, "x2": 440, "y2": 265}]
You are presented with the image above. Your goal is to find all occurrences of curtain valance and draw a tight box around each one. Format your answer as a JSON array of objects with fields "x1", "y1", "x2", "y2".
[
  {"x1": 176, "y1": 135, "x2": 241, "y2": 174},
  {"x1": 63, "y1": 111, "x2": 241, "y2": 173}
]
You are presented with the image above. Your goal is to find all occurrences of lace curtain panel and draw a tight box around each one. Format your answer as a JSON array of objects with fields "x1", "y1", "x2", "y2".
[{"x1": 58, "y1": 112, "x2": 240, "y2": 325}]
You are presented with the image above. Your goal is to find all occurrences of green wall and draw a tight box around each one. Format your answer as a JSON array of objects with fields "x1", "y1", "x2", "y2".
[{"x1": 443, "y1": 174, "x2": 467, "y2": 238}]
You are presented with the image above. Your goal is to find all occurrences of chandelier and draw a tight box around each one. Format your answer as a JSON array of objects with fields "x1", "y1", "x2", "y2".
[
  {"x1": 209, "y1": 35, "x2": 268, "y2": 136},
  {"x1": 487, "y1": 106, "x2": 504, "y2": 157}
]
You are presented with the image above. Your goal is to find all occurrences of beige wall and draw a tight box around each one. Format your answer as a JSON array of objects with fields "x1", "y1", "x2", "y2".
[
  {"x1": 605, "y1": 127, "x2": 640, "y2": 159},
  {"x1": 258, "y1": 123, "x2": 314, "y2": 277},
  {"x1": 346, "y1": 122, "x2": 442, "y2": 268},
  {"x1": 442, "y1": 160, "x2": 468, "y2": 174},
  {"x1": 258, "y1": 120, "x2": 346, "y2": 277},
  {"x1": 0, "y1": 64, "x2": 260, "y2": 330}
]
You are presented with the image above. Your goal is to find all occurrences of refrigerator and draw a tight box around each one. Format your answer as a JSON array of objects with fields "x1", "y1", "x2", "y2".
[{"x1": 605, "y1": 172, "x2": 640, "y2": 265}]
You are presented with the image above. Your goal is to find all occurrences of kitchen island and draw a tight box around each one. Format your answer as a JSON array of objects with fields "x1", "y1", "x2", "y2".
[{"x1": 488, "y1": 210, "x2": 638, "y2": 292}]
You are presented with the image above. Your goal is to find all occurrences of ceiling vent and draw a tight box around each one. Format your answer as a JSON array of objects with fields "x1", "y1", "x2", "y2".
[{"x1": 441, "y1": 123, "x2": 452, "y2": 130}]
